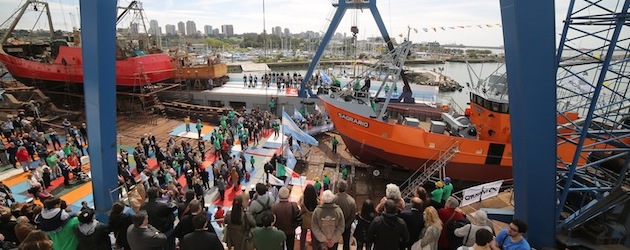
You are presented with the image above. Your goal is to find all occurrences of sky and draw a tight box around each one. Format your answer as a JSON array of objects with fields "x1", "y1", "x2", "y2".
[{"x1": 0, "y1": 0, "x2": 572, "y2": 47}]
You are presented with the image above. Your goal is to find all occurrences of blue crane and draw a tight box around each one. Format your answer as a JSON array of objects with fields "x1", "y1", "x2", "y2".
[{"x1": 300, "y1": 0, "x2": 413, "y2": 103}]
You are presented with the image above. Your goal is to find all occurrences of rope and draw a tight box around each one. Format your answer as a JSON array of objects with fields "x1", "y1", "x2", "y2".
[
  {"x1": 0, "y1": 0, "x2": 26, "y2": 28},
  {"x1": 30, "y1": 7, "x2": 45, "y2": 33},
  {"x1": 58, "y1": 0, "x2": 69, "y2": 31}
]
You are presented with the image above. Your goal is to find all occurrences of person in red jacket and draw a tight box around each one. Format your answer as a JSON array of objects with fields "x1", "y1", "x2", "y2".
[
  {"x1": 16, "y1": 146, "x2": 31, "y2": 172},
  {"x1": 67, "y1": 153, "x2": 81, "y2": 177},
  {"x1": 214, "y1": 206, "x2": 225, "y2": 228},
  {"x1": 437, "y1": 196, "x2": 465, "y2": 250}
]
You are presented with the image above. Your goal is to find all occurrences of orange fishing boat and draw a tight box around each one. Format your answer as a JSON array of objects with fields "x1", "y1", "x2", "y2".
[{"x1": 318, "y1": 41, "x2": 513, "y2": 182}]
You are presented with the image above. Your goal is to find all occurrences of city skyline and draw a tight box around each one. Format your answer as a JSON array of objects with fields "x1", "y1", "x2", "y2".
[{"x1": 0, "y1": 0, "x2": 574, "y2": 46}]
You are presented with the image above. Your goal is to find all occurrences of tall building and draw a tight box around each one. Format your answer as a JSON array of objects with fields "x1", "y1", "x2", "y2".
[
  {"x1": 130, "y1": 23, "x2": 139, "y2": 35},
  {"x1": 177, "y1": 21, "x2": 185, "y2": 35},
  {"x1": 284, "y1": 28, "x2": 290, "y2": 37},
  {"x1": 165, "y1": 24, "x2": 176, "y2": 35},
  {"x1": 204, "y1": 25, "x2": 213, "y2": 36},
  {"x1": 274, "y1": 26, "x2": 282, "y2": 36},
  {"x1": 149, "y1": 20, "x2": 160, "y2": 36},
  {"x1": 186, "y1": 21, "x2": 197, "y2": 36},
  {"x1": 213, "y1": 28, "x2": 220, "y2": 35},
  {"x1": 221, "y1": 24, "x2": 234, "y2": 36}
]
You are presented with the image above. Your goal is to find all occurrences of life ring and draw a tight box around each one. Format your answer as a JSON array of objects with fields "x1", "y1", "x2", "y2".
[{"x1": 372, "y1": 169, "x2": 381, "y2": 177}]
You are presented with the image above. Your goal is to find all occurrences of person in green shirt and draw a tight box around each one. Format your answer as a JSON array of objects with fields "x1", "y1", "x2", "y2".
[
  {"x1": 196, "y1": 119, "x2": 203, "y2": 139},
  {"x1": 46, "y1": 153, "x2": 60, "y2": 178},
  {"x1": 322, "y1": 174, "x2": 330, "y2": 191},
  {"x1": 353, "y1": 80, "x2": 361, "y2": 91},
  {"x1": 341, "y1": 165, "x2": 348, "y2": 180},
  {"x1": 49, "y1": 216, "x2": 80, "y2": 250},
  {"x1": 268, "y1": 99, "x2": 276, "y2": 114},
  {"x1": 213, "y1": 139, "x2": 221, "y2": 158},
  {"x1": 62, "y1": 144, "x2": 72, "y2": 156},
  {"x1": 441, "y1": 177, "x2": 454, "y2": 207},
  {"x1": 227, "y1": 110, "x2": 235, "y2": 123},
  {"x1": 331, "y1": 136, "x2": 339, "y2": 154},
  {"x1": 252, "y1": 211, "x2": 286, "y2": 250},
  {"x1": 272, "y1": 120, "x2": 280, "y2": 138},
  {"x1": 313, "y1": 177, "x2": 322, "y2": 196},
  {"x1": 220, "y1": 116, "x2": 228, "y2": 130},
  {"x1": 250, "y1": 155, "x2": 255, "y2": 171},
  {"x1": 431, "y1": 181, "x2": 444, "y2": 209}
]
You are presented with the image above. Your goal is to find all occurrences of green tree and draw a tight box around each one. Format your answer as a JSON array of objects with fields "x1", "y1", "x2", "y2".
[{"x1": 205, "y1": 37, "x2": 230, "y2": 50}]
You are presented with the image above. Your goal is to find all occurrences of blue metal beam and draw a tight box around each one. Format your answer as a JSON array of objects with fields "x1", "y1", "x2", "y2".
[
  {"x1": 299, "y1": 3, "x2": 348, "y2": 97},
  {"x1": 80, "y1": 0, "x2": 118, "y2": 221},
  {"x1": 368, "y1": 4, "x2": 393, "y2": 53},
  {"x1": 500, "y1": 0, "x2": 556, "y2": 248}
]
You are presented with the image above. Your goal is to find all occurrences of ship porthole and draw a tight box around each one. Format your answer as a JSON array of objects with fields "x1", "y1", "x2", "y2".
[
  {"x1": 330, "y1": 94, "x2": 335, "y2": 98},
  {"x1": 372, "y1": 169, "x2": 381, "y2": 177}
]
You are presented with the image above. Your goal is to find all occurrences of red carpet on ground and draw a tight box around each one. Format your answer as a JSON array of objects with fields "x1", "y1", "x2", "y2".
[
  {"x1": 45, "y1": 165, "x2": 92, "y2": 192},
  {"x1": 130, "y1": 159, "x2": 159, "y2": 176},
  {"x1": 213, "y1": 184, "x2": 243, "y2": 207},
  {"x1": 176, "y1": 158, "x2": 214, "y2": 189}
]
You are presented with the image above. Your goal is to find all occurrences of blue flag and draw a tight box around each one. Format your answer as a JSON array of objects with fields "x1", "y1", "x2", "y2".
[
  {"x1": 320, "y1": 70, "x2": 332, "y2": 84},
  {"x1": 286, "y1": 146, "x2": 297, "y2": 170},
  {"x1": 282, "y1": 110, "x2": 318, "y2": 146}
]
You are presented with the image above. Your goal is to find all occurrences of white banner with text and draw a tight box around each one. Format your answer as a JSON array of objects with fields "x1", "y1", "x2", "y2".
[{"x1": 460, "y1": 180, "x2": 504, "y2": 207}]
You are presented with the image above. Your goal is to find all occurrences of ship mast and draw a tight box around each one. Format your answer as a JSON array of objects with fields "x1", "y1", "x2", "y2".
[{"x1": 1, "y1": 0, "x2": 55, "y2": 46}]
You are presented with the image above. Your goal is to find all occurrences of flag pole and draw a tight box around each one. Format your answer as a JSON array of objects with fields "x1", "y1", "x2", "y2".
[{"x1": 281, "y1": 106, "x2": 285, "y2": 159}]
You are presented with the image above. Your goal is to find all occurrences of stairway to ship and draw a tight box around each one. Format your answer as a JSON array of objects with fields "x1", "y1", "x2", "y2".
[{"x1": 400, "y1": 139, "x2": 460, "y2": 199}]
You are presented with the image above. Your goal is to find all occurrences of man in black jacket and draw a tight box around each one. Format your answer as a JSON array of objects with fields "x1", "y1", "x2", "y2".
[
  {"x1": 140, "y1": 187, "x2": 177, "y2": 250},
  {"x1": 173, "y1": 199, "x2": 217, "y2": 240},
  {"x1": 127, "y1": 211, "x2": 166, "y2": 250},
  {"x1": 74, "y1": 209, "x2": 112, "y2": 250},
  {"x1": 179, "y1": 214, "x2": 223, "y2": 250},
  {"x1": 398, "y1": 197, "x2": 425, "y2": 250},
  {"x1": 367, "y1": 199, "x2": 410, "y2": 250}
]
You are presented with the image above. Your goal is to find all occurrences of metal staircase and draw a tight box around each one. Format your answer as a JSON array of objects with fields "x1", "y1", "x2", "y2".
[{"x1": 400, "y1": 140, "x2": 460, "y2": 199}]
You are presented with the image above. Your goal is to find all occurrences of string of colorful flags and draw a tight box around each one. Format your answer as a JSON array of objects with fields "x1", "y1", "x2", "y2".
[{"x1": 404, "y1": 23, "x2": 502, "y2": 34}]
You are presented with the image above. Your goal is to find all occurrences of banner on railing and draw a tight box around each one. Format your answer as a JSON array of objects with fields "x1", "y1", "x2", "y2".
[{"x1": 460, "y1": 180, "x2": 504, "y2": 207}]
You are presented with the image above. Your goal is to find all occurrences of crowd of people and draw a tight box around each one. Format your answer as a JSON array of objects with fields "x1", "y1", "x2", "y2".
[
  {"x1": 242, "y1": 72, "x2": 320, "y2": 90},
  {"x1": 0, "y1": 114, "x2": 89, "y2": 202},
  {"x1": 0, "y1": 104, "x2": 532, "y2": 250}
]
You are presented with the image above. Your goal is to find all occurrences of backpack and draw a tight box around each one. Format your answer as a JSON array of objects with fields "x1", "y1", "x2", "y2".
[
  {"x1": 446, "y1": 213, "x2": 470, "y2": 250},
  {"x1": 253, "y1": 198, "x2": 271, "y2": 225}
]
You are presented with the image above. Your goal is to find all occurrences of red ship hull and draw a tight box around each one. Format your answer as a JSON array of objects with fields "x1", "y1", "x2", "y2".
[{"x1": 0, "y1": 46, "x2": 173, "y2": 86}]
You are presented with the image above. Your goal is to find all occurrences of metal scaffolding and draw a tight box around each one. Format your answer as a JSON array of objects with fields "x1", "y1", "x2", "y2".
[{"x1": 555, "y1": 0, "x2": 630, "y2": 245}]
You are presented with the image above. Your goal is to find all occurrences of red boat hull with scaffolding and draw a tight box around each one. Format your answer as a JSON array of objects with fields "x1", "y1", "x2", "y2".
[{"x1": 0, "y1": 46, "x2": 174, "y2": 86}]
